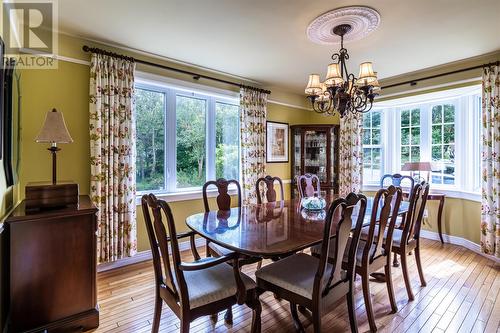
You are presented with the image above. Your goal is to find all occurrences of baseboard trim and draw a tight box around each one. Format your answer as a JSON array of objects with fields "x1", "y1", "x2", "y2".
[
  {"x1": 97, "y1": 237, "x2": 206, "y2": 272},
  {"x1": 98, "y1": 229, "x2": 498, "y2": 272},
  {"x1": 420, "y1": 230, "x2": 499, "y2": 264}
]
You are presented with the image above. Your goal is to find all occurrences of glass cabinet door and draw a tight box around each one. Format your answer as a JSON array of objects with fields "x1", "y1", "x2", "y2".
[
  {"x1": 304, "y1": 130, "x2": 328, "y2": 183},
  {"x1": 293, "y1": 129, "x2": 302, "y2": 180}
]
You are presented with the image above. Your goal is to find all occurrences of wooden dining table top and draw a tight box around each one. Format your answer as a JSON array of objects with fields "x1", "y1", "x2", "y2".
[{"x1": 185, "y1": 196, "x2": 409, "y2": 258}]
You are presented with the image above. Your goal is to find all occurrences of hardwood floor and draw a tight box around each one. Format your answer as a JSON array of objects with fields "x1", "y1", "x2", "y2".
[{"x1": 94, "y1": 239, "x2": 500, "y2": 332}]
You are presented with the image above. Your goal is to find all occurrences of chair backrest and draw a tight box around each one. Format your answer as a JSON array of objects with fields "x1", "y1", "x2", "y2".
[
  {"x1": 141, "y1": 194, "x2": 186, "y2": 306},
  {"x1": 380, "y1": 173, "x2": 415, "y2": 190},
  {"x1": 402, "y1": 181, "x2": 430, "y2": 243},
  {"x1": 297, "y1": 173, "x2": 321, "y2": 198},
  {"x1": 256, "y1": 175, "x2": 284, "y2": 204},
  {"x1": 202, "y1": 178, "x2": 242, "y2": 212},
  {"x1": 313, "y1": 193, "x2": 367, "y2": 298},
  {"x1": 363, "y1": 185, "x2": 403, "y2": 263}
]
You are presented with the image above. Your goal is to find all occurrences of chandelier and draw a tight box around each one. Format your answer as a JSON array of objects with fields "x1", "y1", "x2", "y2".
[{"x1": 305, "y1": 24, "x2": 380, "y2": 118}]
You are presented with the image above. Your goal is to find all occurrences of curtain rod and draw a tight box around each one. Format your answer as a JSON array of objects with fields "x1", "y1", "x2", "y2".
[
  {"x1": 82, "y1": 45, "x2": 271, "y2": 95},
  {"x1": 382, "y1": 61, "x2": 500, "y2": 90}
]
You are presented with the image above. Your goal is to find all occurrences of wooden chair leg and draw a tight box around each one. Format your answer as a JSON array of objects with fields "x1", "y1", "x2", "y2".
[
  {"x1": 415, "y1": 246, "x2": 427, "y2": 286},
  {"x1": 210, "y1": 313, "x2": 218, "y2": 323},
  {"x1": 290, "y1": 302, "x2": 305, "y2": 333},
  {"x1": 205, "y1": 239, "x2": 211, "y2": 257},
  {"x1": 312, "y1": 307, "x2": 321, "y2": 333},
  {"x1": 256, "y1": 260, "x2": 262, "y2": 270},
  {"x1": 393, "y1": 253, "x2": 400, "y2": 267},
  {"x1": 400, "y1": 252, "x2": 414, "y2": 301},
  {"x1": 249, "y1": 296, "x2": 262, "y2": 333},
  {"x1": 346, "y1": 287, "x2": 358, "y2": 333},
  {"x1": 384, "y1": 261, "x2": 398, "y2": 313},
  {"x1": 152, "y1": 292, "x2": 162, "y2": 333},
  {"x1": 224, "y1": 306, "x2": 233, "y2": 324},
  {"x1": 179, "y1": 320, "x2": 190, "y2": 333},
  {"x1": 361, "y1": 272, "x2": 377, "y2": 332}
]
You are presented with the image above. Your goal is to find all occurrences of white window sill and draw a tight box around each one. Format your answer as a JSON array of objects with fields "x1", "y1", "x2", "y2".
[
  {"x1": 362, "y1": 184, "x2": 481, "y2": 202},
  {"x1": 136, "y1": 187, "x2": 239, "y2": 205}
]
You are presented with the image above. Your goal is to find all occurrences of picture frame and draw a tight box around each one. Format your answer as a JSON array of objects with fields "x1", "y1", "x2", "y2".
[{"x1": 266, "y1": 121, "x2": 289, "y2": 163}]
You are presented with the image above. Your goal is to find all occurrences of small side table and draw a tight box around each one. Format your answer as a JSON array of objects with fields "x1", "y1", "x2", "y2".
[
  {"x1": 403, "y1": 191, "x2": 446, "y2": 243},
  {"x1": 427, "y1": 192, "x2": 446, "y2": 243}
]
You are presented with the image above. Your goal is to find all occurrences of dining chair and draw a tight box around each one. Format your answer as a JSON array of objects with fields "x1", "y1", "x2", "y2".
[
  {"x1": 297, "y1": 173, "x2": 321, "y2": 198},
  {"x1": 141, "y1": 194, "x2": 262, "y2": 333},
  {"x1": 380, "y1": 173, "x2": 415, "y2": 190},
  {"x1": 202, "y1": 178, "x2": 262, "y2": 322},
  {"x1": 358, "y1": 185, "x2": 403, "y2": 332},
  {"x1": 255, "y1": 193, "x2": 368, "y2": 333},
  {"x1": 389, "y1": 181, "x2": 430, "y2": 301},
  {"x1": 256, "y1": 175, "x2": 284, "y2": 204}
]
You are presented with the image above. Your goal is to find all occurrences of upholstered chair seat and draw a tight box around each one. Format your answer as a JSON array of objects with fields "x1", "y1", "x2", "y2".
[
  {"x1": 176, "y1": 259, "x2": 256, "y2": 309},
  {"x1": 256, "y1": 253, "x2": 342, "y2": 300}
]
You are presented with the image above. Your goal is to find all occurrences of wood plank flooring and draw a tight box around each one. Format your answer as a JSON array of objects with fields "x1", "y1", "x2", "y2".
[{"x1": 94, "y1": 239, "x2": 500, "y2": 332}]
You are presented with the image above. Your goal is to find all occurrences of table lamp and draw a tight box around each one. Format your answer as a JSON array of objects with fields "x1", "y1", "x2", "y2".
[
  {"x1": 35, "y1": 108, "x2": 73, "y2": 184},
  {"x1": 25, "y1": 108, "x2": 79, "y2": 210},
  {"x1": 401, "y1": 162, "x2": 433, "y2": 182}
]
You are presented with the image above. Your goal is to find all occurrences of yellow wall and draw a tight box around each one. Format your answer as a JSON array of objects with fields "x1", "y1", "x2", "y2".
[{"x1": 14, "y1": 33, "x2": 489, "y2": 254}]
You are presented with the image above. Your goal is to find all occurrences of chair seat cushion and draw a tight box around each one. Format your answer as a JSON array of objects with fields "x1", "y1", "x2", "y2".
[
  {"x1": 208, "y1": 242, "x2": 235, "y2": 257},
  {"x1": 361, "y1": 226, "x2": 404, "y2": 248},
  {"x1": 256, "y1": 253, "x2": 342, "y2": 300},
  {"x1": 181, "y1": 259, "x2": 256, "y2": 309}
]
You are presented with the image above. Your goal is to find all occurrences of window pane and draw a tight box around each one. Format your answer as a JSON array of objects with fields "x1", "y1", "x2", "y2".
[
  {"x1": 401, "y1": 110, "x2": 410, "y2": 127},
  {"x1": 444, "y1": 104, "x2": 455, "y2": 123},
  {"x1": 176, "y1": 95, "x2": 207, "y2": 188},
  {"x1": 432, "y1": 145, "x2": 441, "y2": 160},
  {"x1": 411, "y1": 127, "x2": 420, "y2": 145},
  {"x1": 411, "y1": 146, "x2": 420, "y2": 162},
  {"x1": 363, "y1": 114, "x2": 371, "y2": 128},
  {"x1": 401, "y1": 146, "x2": 410, "y2": 164},
  {"x1": 432, "y1": 105, "x2": 443, "y2": 123},
  {"x1": 401, "y1": 127, "x2": 410, "y2": 145},
  {"x1": 372, "y1": 129, "x2": 381, "y2": 144},
  {"x1": 363, "y1": 129, "x2": 371, "y2": 145},
  {"x1": 372, "y1": 112, "x2": 381, "y2": 128},
  {"x1": 432, "y1": 125, "x2": 442, "y2": 144},
  {"x1": 215, "y1": 102, "x2": 240, "y2": 180},
  {"x1": 136, "y1": 88, "x2": 165, "y2": 192},
  {"x1": 411, "y1": 109, "x2": 420, "y2": 125},
  {"x1": 443, "y1": 124, "x2": 454, "y2": 143}
]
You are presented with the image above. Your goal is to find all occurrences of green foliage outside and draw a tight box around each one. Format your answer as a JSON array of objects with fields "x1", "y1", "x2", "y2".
[{"x1": 135, "y1": 88, "x2": 240, "y2": 191}]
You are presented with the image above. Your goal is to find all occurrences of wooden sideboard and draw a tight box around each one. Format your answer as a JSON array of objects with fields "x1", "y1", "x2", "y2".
[{"x1": 2, "y1": 195, "x2": 99, "y2": 332}]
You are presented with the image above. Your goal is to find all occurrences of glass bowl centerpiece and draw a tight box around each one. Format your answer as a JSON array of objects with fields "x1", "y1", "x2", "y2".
[{"x1": 300, "y1": 196, "x2": 327, "y2": 211}]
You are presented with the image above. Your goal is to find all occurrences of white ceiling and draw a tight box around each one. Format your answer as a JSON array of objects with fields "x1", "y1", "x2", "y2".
[{"x1": 58, "y1": 0, "x2": 500, "y2": 94}]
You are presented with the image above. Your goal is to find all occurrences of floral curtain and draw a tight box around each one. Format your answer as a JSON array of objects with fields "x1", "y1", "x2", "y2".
[
  {"x1": 89, "y1": 53, "x2": 137, "y2": 263},
  {"x1": 481, "y1": 64, "x2": 500, "y2": 258},
  {"x1": 339, "y1": 111, "x2": 363, "y2": 196},
  {"x1": 240, "y1": 88, "x2": 268, "y2": 204}
]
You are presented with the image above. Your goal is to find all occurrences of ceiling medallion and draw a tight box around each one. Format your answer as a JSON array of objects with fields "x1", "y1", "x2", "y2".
[{"x1": 306, "y1": 6, "x2": 380, "y2": 45}]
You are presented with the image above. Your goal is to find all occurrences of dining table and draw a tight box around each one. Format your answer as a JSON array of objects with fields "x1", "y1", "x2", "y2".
[{"x1": 185, "y1": 196, "x2": 410, "y2": 260}]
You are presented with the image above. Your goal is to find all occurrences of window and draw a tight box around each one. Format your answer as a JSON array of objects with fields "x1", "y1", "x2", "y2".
[
  {"x1": 400, "y1": 108, "x2": 421, "y2": 166},
  {"x1": 362, "y1": 110, "x2": 382, "y2": 183},
  {"x1": 364, "y1": 85, "x2": 481, "y2": 196},
  {"x1": 135, "y1": 80, "x2": 240, "y2": 193},
  {"x1": 430, "y1": 104, "x2": 455, "y2": 185}
]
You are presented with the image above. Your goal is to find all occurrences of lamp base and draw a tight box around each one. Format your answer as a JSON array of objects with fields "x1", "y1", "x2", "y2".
[{"x1": 25, "y1": 181, "x2": 79, "y2": 211}]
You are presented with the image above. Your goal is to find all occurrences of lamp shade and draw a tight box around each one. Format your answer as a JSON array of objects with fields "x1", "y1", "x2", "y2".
[
  {"x1": 35, "y1": 108, "x2": 73, "y2": 144},
  {"x1": 358, "y1": 62, "x2": 377, "y2": 82},
  {"x1": 317, "y1": 82, "x2": 330, "y2": 102},
  {"x1": 324, "y1": 63, "x2": 343, "y2": 85},
  {"x1": 305, "y1": 74, "x2": 322, "y2": 95},
  {"x1": 401, "y1": 162, "x2": 433, "y2": 172}
]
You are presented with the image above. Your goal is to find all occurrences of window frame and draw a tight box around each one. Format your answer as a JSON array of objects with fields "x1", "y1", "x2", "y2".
[
  {"x1": 135, "y1": 74, "x2": 240, "y2": 198},
  {"x1": 363, "y1": 85, "x2": 481, "y2": 201}
]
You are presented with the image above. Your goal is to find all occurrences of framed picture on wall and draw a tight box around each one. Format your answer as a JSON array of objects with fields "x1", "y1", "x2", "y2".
[{"x1": 266, "y1": 121, "x2": 288, "y2": 163}]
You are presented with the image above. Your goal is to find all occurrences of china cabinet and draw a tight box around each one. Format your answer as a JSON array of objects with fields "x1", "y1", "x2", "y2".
[{"x1": 291, "y1": 124, "x2": 339, "y2": 198}]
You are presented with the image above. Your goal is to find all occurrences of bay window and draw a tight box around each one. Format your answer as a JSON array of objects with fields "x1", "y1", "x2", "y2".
[
  {"x1": 362, "y1": 85, "x2": 481, "y2": 197},
  {"x1": 135, "y1": 79, "x2": 240, "y2": 194}
]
